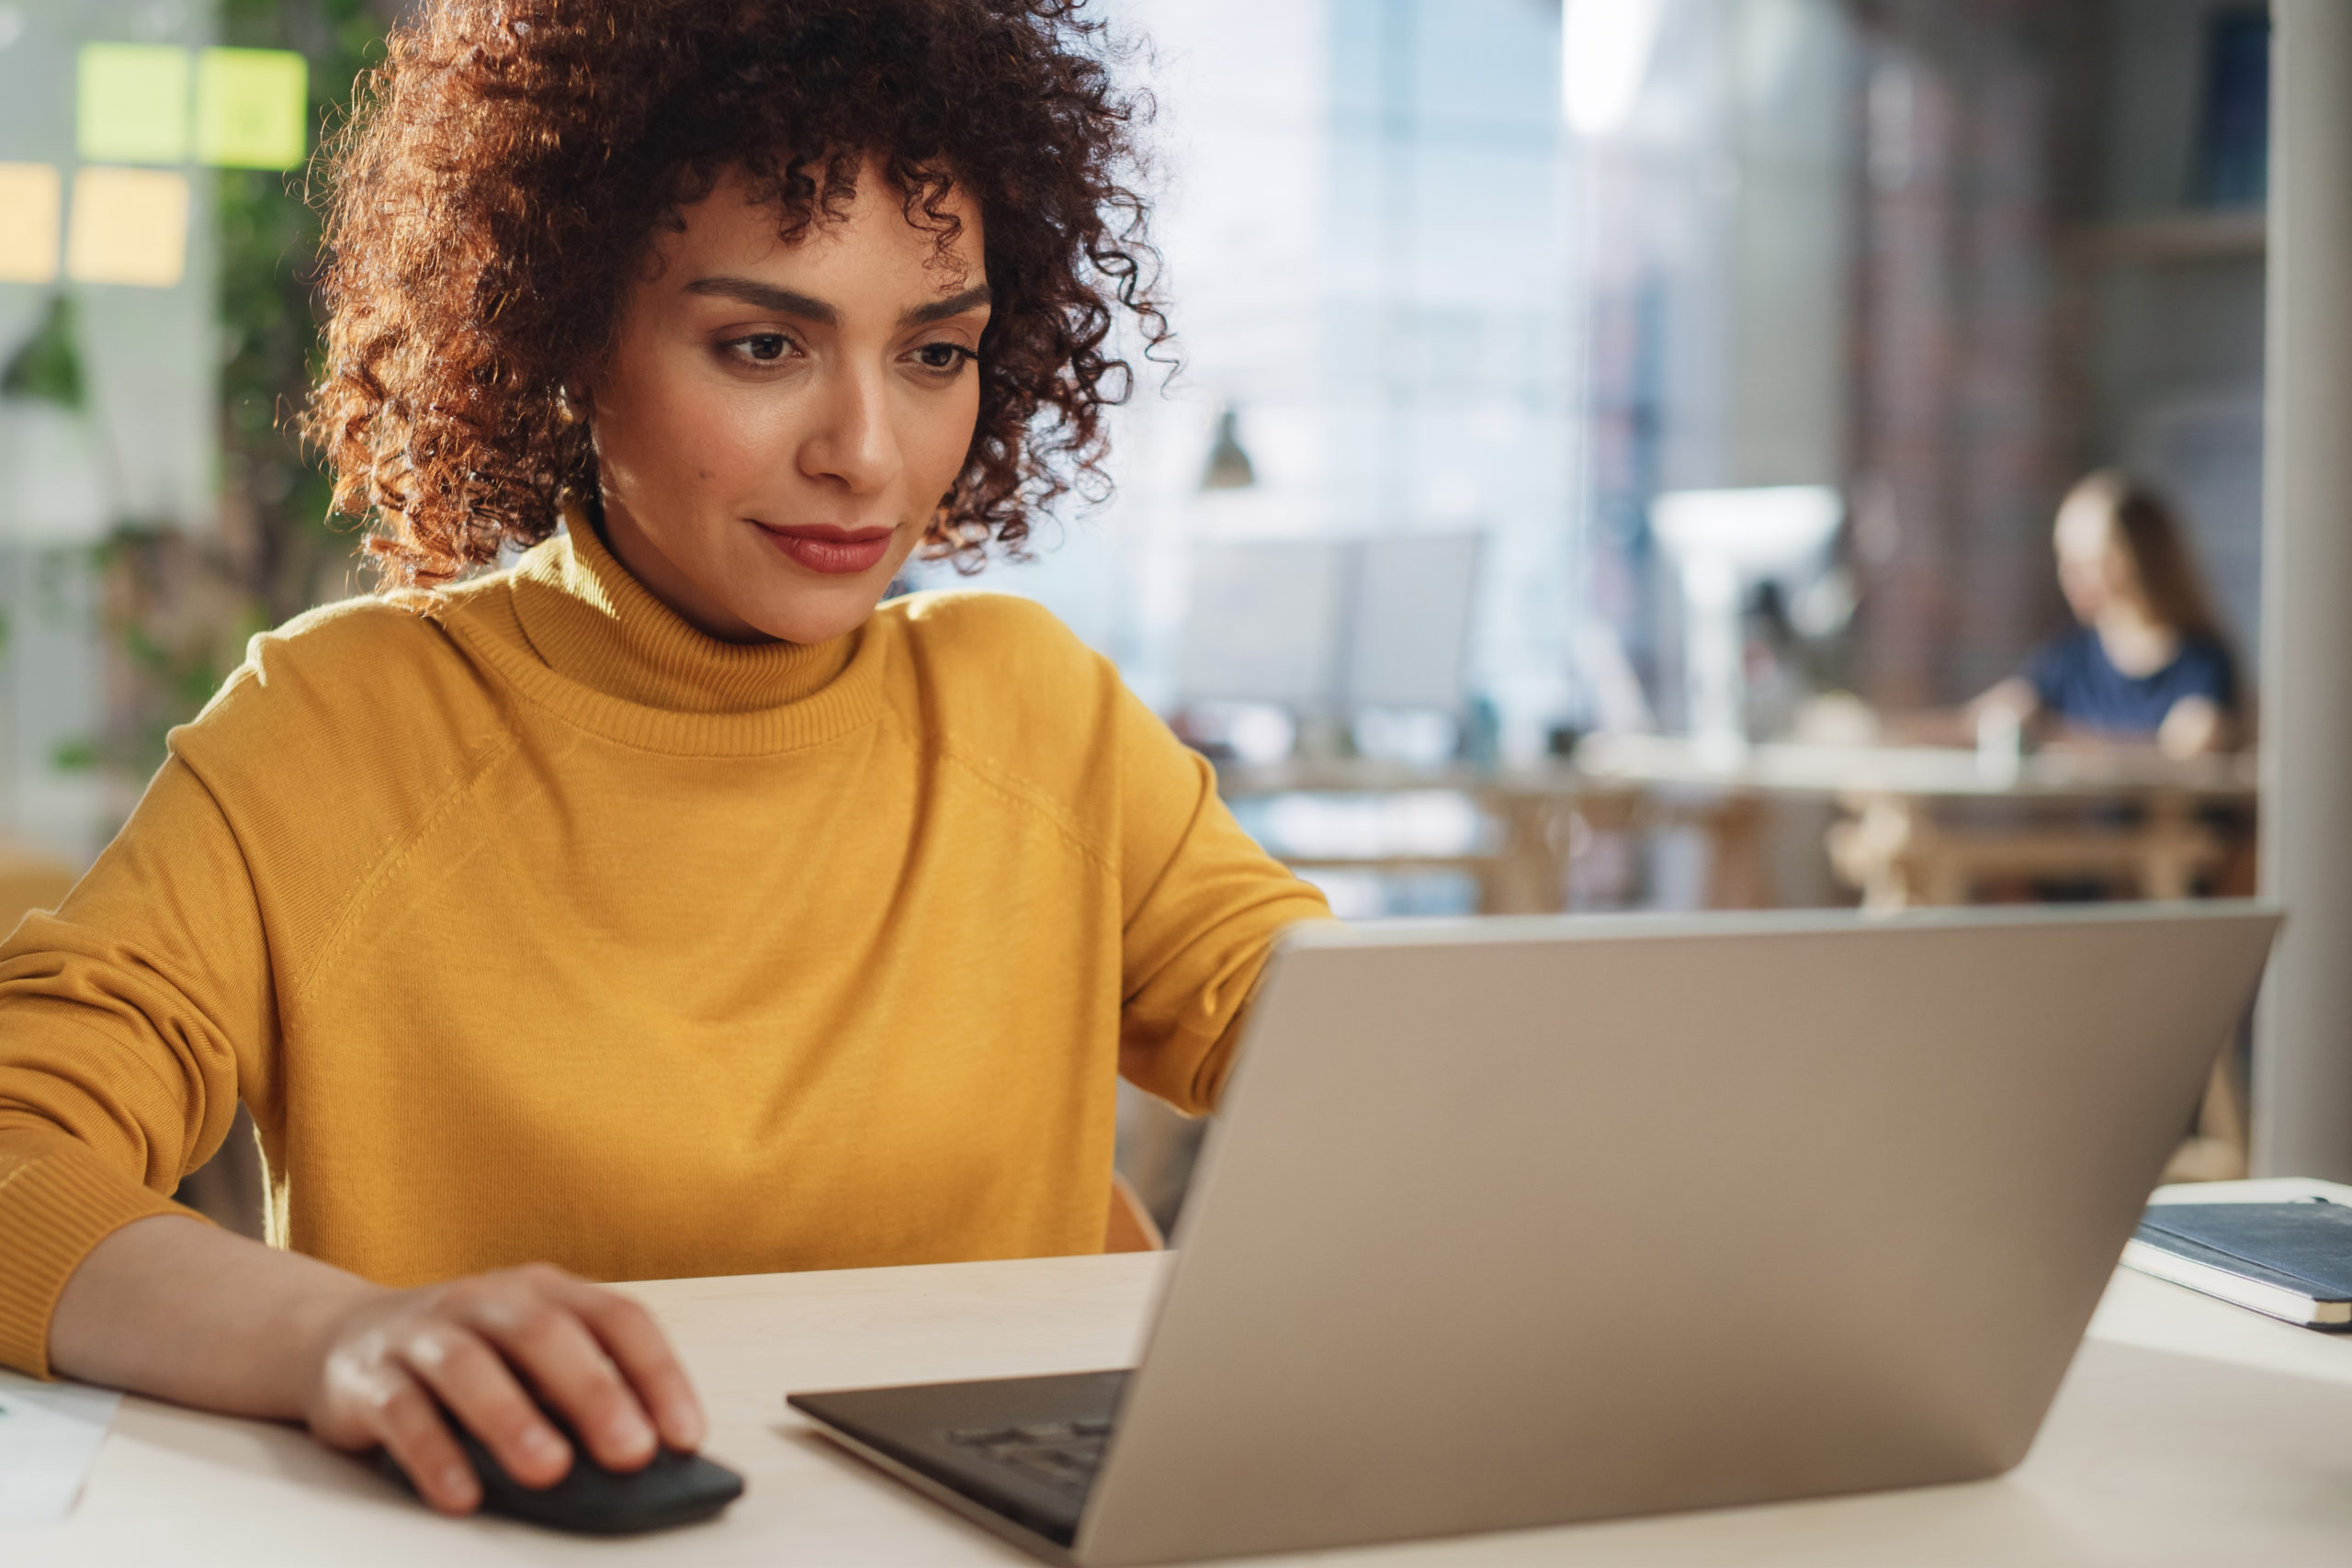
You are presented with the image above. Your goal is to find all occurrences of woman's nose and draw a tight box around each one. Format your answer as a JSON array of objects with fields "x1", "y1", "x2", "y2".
[{"x1": 798, "y1": 366, "x2": 902, "y2": 495}]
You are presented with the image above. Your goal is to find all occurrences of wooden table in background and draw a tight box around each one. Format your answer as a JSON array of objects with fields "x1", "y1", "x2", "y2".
[
  {"x1": 1216, "y1": 739, "x2": 2259, "y2": 916},
  {"x1": 1575, "y1": 734, "x2": 2259, "y2": 911}
]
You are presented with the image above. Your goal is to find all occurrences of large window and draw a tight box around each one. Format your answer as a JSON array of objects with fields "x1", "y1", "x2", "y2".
[{"x1": 963, "y1": 0, "x2": 2265, "y2": 762}]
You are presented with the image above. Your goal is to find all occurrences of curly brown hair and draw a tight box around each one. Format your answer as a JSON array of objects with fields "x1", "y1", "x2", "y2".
[{"x1": 305, "y1": 0, "x2": 1165, "y2": 588}]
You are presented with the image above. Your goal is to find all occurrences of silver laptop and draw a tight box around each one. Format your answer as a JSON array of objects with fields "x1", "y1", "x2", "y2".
[{"x1": 790, "y1": 902, "x2": 2279, "y2": 1564}]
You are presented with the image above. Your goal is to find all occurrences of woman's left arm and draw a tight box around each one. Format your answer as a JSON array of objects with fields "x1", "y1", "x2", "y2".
[
  {"x1": 2156, "y1": 642, "x2": 2240, "y2": 758},
  {"x1": 1110, "y1": 690, "x2": 1333, "y2": 1116},
  {"x1": 2157, "y1": 694, "x2": 2232, "y2": 758}
]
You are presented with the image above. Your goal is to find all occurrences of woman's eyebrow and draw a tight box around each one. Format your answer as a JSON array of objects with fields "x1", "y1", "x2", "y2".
[
  {"x1": 683, "y1": 276, "x2": 837, "y2": 322},
  {"x1": 679, "y1": 277, "x2": 989, "y2": 328},
  {"x1": 902, "y1": 285, "x2": 992, "y2": 327}
]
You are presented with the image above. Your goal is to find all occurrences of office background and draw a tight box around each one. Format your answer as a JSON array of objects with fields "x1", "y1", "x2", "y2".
[{"x1": 0, "y1": 0, "x2": 2284, "y2": 1214}]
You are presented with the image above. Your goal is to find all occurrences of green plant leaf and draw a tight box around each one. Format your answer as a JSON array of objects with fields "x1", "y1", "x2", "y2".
[
  {"x1": 50, "y1": 738, "x2": 99, "y2": 773},
  {"x1": 1, "y1": 295, "x2": 86, "y2": 412}
]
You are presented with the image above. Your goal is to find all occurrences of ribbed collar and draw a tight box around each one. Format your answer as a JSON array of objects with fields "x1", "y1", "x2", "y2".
[
  {"x1": 433, "y1": 502, "x2": 885, "y2": 756},
  {"x1": 512, "y1": 502, "x2": 861, "y2": 713}
]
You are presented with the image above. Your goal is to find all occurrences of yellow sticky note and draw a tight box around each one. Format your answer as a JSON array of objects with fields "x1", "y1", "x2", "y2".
[
  {"x1": 195, "y1": 48, "x2": 309, "y2": 170},
  {"x1": 77, "y1": 43, "x2": 192, "y2": 165},
  {"x1": 65, "y1": 167, "x2": 189, "y2": 288},
  {"x1": 0, "y1": 164, "x2": 64, "y2": 284}
]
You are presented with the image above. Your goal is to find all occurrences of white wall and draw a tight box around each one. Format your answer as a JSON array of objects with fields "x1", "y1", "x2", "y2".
[{"x1": 0, "y1": 0, "x2": 220, "y2": 863}]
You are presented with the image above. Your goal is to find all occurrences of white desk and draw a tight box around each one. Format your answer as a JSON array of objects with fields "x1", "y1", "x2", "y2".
[{"x1": 27, "y1": 1182, "x2": 2352, "y2": 1565}]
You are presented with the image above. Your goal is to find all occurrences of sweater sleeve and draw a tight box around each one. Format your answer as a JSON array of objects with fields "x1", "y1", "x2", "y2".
[
  {"x1": 1113, "y1": 688, "x2": 1332, "y2": 1115},
  {"x1": 0, "y1": 756, "x2": 278, "y2": 1376}
]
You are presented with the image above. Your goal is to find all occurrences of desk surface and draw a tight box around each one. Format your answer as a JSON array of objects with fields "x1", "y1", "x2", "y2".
[{"x1": 28, "y1": 1183, "x2": 2352, "y2": 1565}]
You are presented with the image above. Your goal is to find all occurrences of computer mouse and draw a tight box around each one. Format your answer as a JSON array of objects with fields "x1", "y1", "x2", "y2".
[{"x1": 374, "y1": 1403, "x2": 745, "y2": 1534}]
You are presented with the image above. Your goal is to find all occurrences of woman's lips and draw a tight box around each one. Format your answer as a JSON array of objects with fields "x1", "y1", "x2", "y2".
[{"x1": 753, "y1": 522, "x2": 895, "y2": 576}]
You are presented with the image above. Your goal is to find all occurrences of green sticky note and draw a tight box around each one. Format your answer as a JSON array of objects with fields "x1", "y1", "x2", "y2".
[
  {"x1": 77, "y1": 43, "x2": 192, "y2": 164},
  {"x1": 194, "y1": 48, "x2": 309, "y2": 170}
]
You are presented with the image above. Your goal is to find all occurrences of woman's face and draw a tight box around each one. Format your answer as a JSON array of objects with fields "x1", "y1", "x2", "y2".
[
  {"x1": 587, "y1": 163, "x2": 989, "y2": 644},
  {"x1": 2052, "y1": 495, "x2": 2141, "y2": 625}
]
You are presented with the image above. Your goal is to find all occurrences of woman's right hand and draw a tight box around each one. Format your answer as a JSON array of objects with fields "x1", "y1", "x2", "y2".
[
  {"x1": 51, "y1": 1217, "x2": 712, "y2": 1516},
  {"x1": 300, "y1": 1262, "x2": 707, "y2": 1515}
]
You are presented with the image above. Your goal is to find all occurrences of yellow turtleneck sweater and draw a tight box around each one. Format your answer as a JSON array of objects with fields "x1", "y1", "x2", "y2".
[{"x1": 0, "y1": 519, "x2": 1329, "y2": 1375}]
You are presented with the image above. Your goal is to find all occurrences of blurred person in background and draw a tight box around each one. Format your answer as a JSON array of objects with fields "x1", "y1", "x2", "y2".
[{"x1": 1973, "y1": 469, "x2": 2240, "y2": 759}]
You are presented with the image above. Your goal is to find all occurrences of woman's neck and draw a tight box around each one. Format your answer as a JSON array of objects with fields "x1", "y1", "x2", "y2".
[{"x1": 2093, "y1": 604, "x2": 2181, "y2": 679}]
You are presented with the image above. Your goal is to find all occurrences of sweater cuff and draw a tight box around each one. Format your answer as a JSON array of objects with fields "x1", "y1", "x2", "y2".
[{"x1": 0, "y1": 1129, "x2": 198, "y2": 1378}]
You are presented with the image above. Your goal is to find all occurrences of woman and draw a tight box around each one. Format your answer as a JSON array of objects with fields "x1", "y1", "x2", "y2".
[
  {"x1": 0, "y1": 0, "x2": 1326, "y2": 1515},
  {"x1": 1975, "y1": 469, "x2": 2239, "y2": 757}
]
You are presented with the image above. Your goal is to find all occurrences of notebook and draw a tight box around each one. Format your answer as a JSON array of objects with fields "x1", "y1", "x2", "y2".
[{"x1": 2123, "y1": 1201, "x2": 2352, "y2": 1327}]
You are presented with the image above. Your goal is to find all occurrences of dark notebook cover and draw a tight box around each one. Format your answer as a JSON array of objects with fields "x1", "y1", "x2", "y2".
[{"x1": 2135, "y1": 1201, "x2": 2352, "y2": 1302}]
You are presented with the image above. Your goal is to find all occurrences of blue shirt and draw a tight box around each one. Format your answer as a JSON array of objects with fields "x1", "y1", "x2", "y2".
[{"x1": 2026, "y1": 627, "x2": 2236, "y2": 736}]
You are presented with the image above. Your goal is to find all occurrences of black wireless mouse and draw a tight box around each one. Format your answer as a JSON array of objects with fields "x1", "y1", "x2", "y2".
[{"x1": 375, "y1": 1404, "x2": 745, "y2": 1534}]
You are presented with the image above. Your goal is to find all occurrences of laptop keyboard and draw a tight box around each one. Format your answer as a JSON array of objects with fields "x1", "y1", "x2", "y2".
[{"x1": 942, "y1": 1417, "x2": 1113, "y2": 1500}]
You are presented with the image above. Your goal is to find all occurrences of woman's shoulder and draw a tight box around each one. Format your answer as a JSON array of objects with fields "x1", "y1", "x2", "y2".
[
  {"x1": 2169, "y1": 633, "x2": 2239, "y2": 702},
  {"x1": 259, "y1": 585, "x2": 455, "y2": 652},
  {"x1": 173, "y1": 587, "x2": 505, "y2": 761},
  {"x1": 2175, "y1": 632, "x2": 2234, "y2": 669},
  {"x1": 879, "y1": 589, "x2": 1106, "y2": 686},
  {"x1": 883, "y1": 585, "x2": 1079, "y2": 637},
  {"x1": 872, "y1": 588, "x2": 1127, "y2": 752}
]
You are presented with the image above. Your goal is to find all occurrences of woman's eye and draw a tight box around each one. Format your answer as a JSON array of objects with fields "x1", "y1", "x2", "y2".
[
  {"x1": 915, "y1": 342, "x2": 974, "y2": 372},
  {"x1": 728, "y1": 333, "x2": 793, "y2": 364}
]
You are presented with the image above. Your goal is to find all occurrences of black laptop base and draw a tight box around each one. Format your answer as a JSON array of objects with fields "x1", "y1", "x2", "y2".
[{"x1": 789, "y1": 1370, "x2": 1129, "y2": 1549}]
